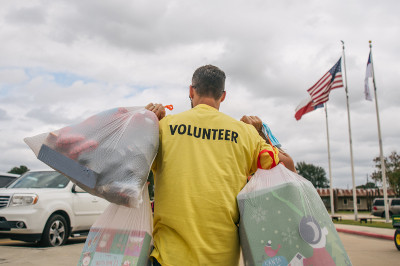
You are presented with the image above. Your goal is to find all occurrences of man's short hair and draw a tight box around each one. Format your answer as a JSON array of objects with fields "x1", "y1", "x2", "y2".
[{"x1": 192, "y1": 65, "x2": 226, "y2": 100}]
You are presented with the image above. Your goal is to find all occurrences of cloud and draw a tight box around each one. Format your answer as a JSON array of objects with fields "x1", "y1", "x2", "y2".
[
  {"x1": 0, "y1": 0, "x2": 399, "y2": 188},
  {"x1": 0, "y1": 68, "x2": 28, "y2": 85},
  {"x1": 0, "y1": 109, "x2": 11, "y2": 121},
  {"x1": 5, "y1": 5, "x2": 47, "y2": 25},
  {"x1": 26, "y1": 106, "x2": 84, "y2": 125}
]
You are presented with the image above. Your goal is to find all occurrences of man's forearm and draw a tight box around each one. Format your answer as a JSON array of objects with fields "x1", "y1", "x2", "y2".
[{"x1": 278, "y1": 150, "x2": 296, "y2": 173}]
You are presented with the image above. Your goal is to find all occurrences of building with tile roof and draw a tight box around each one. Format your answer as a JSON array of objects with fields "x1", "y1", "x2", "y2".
[{"x1": 316, "y1": 188, "x2": 396, "y2": 212}]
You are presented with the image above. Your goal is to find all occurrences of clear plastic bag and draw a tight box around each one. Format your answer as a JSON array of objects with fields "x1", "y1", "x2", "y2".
[
  {"x1": 237, "y1": 164, "x2": 352, "y2": 266},
  {"x1": 77, "y1": 183, "x2": 154, "y2": 266},
  {"x1": 24, "y1": 107, "x2": 159, "y2": 208}
]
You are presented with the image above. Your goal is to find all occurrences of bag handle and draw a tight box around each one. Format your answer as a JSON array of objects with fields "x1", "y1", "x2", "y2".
[
  {"x1": 257, "y1": 127, "x2": 278, "y2": 169},
  {"x1": 257, "y1": 149, "x2": 277, "y2": 169}
]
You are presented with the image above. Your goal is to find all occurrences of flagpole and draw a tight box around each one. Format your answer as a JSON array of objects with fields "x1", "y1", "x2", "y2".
[
  {"x1": 370, "y1": 40, "x2": 389, "y2": 223},
  {"x1": 325, "y1": 103, "x2": 334, "y2": 215},
  {"x1": 341, "y1": 40, "x2": 358, "y2": 221}
]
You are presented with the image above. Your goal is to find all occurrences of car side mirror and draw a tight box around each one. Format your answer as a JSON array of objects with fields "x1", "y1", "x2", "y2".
[{"x1": 72, "y1": 184, "x2": 86, "y2": 193}]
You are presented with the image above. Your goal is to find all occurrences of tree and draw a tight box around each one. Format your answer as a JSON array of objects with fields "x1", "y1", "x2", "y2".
[
  {"x1": 371, "y1": 151, "x2": 400, "y2": 197},
  {"x1": 356, "y1": 182, "x2": 377, "y2": 189},
  {"x1": 295, "y1": 162, "x2": 329, "y2": 188},
  {"x1": 8, "y1": 165, "x2": 29, "y2": 175}
]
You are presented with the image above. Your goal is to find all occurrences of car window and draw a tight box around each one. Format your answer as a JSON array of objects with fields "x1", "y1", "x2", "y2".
[
  {"x1": 373, "y1": 200, "x2": 384, "y2": 206},
  {"x1": 9, "y1": 171, "x2": 69, "y2": 189},
  {"x1": 0, "y1": 176, "x2": 16, "y2": 187},
  {"x1": 391, "y1": 199, "x2": 400, "y2": 206}
]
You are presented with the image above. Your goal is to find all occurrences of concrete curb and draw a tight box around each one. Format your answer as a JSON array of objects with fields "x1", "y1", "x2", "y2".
[{"x1": 336, "y1": 228, "x2": 394, "y2": 241}]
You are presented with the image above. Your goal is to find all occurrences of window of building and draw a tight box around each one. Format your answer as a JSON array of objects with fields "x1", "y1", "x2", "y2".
[
  {"x1": 322, "y1": 198, "x2": 330, "y2": 204},
  {"x1": 357, "y1": 198, "x2": 361, "y2": 205},
  {"x1": 343, "y1": 198, "x2": 348, "y2": 205}
]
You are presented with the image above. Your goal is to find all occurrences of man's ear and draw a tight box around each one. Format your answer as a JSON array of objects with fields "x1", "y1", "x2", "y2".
[
  {"x1": 189, "y1": 85, "x2": 195, "y2": 99},
  {"x1": 220, "y1": 91, "x2": 226, "y2": 103}
]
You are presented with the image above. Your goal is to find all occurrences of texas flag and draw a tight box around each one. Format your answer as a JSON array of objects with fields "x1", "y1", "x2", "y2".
[
  {"x1": 364, "y1": 52, "x2": 373, "y2": 101},
  {"x1": 295, "y1": 95, "x2": 324, "y2": 121}
]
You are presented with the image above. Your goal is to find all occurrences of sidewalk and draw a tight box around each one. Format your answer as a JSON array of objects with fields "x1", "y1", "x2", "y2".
[{"x1": 335, "y1": 223, "x2": 396, "y2": 240}]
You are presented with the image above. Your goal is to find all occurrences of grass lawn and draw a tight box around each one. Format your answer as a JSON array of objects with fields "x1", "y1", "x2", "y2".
[
  {"x1": 328, "y1": 210, "x2": 371, "y2": 215},
  {"x1": 333, "y1": 219, "x2": 394, "y2": 229},
  {"x1": 328, "y1": 210, "x2": 390, "y2": 220}
]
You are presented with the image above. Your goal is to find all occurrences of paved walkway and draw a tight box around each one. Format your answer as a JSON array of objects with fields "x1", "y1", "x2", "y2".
[{"x1": 337, "y1": 232, "x2": 400, "y2": 265}]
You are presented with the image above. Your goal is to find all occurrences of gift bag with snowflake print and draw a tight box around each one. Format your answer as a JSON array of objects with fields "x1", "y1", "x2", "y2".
[
  {"x1": 237, "y1": 164, "x2": 352, "y2": 266},
  {"x1": 24, "y1": 106, "x2": 159, "y2": 208},
  {"x1": 77, "y1": 183, "x2": 153, "y2": 266}
]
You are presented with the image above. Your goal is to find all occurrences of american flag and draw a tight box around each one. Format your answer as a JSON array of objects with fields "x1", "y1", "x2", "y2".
[{"x1": 307, "y1": 57, "x2": 344, "y2": 106}]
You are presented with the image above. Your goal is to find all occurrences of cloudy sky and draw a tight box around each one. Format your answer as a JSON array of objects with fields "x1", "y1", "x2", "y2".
[{"x1": 1, "y1": 0, "x2": 399, "y2": 189}]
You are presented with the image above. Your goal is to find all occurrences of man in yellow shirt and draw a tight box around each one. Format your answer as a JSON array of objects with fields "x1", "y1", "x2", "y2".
[{"x1": 147, "y1": 65, "x2": 295, "y2": 266}]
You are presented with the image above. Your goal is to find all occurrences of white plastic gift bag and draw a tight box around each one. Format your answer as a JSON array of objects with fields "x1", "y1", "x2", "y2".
[
  {"x1": 77, "y1": 183, "x2": 154, "y2": 266},
  {"x1": 237, "y1": 164, "x2": 351, "y2": 266},
  {"x1": 24, "y1": 107, "x2": 159, "y2": 208}
]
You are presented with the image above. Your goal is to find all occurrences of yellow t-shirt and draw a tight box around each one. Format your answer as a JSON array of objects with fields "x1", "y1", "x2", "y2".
[{"x1": 151, "y1": 104, "x2": 279, "y2": 266}]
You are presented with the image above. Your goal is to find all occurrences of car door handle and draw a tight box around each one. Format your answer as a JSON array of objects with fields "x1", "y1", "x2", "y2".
[{"x1": 92, "y1": 198, "x2": 99, "y2": 202}]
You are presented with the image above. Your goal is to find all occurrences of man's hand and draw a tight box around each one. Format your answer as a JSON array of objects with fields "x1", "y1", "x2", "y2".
[
  {"x1": 145, "y1": 103, "x2": 166, "y2": 120},
  {"x1": 240, "y1": 115, "x2": 270, "y2": 144},
  {"x1": 241, "y1": 115, "x2": 297, "y2": 173},
  {"x1": 240, "y1": 115, "x2": 263, "y2": 132}
]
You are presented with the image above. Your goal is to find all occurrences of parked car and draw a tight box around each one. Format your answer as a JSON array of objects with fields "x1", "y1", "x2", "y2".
[
  {"x1": 0, "y1": 169, "x2": 109, "y2": 246},
  {"x1": 0, "y1": 173, "x2": 20, "y2": 188},
  {"x1": 371, "y1": 198, "x2": 400, "y2": 218}
]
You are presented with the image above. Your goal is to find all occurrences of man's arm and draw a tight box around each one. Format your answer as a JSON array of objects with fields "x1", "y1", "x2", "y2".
[
  {"x1": 145, "y1": 103, "x2": 167, "y2": 172},
  {"x1": 240, "y1": 115, "x2": 296, "y2": 173},
  {"x1": 277, "y1": 149, "x2": 296, "y2": 173}
]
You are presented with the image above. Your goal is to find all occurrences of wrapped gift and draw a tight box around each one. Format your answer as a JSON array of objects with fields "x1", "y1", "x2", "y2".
[
  {"x1": 237, "y1": 164, "x2": 351, "y2": 266},
  {"x1": 24, "y1": 107, "x2": 159, "y2": 208},
  {"x1": 77, "y1": 184, "x2": 153, "y2": 266}
]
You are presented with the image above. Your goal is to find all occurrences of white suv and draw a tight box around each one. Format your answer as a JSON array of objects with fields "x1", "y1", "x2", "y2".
[{"x1": 0, "y1": 170, "x2": 109, "y2": 246}]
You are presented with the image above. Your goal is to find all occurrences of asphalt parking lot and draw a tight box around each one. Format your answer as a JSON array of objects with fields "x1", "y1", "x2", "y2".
[
  {"x1": 0, "y1": 237, "x2": 86, "y2": 265},
  {"x1": 1, "y1": 233, "x2": 400, "y2": 265}
]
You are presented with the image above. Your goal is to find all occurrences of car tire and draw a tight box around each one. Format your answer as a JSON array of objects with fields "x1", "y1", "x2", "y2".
[
  {"x1": 39, "y1": 214, "x2": 69, "y2": 247},
  {"x1": 395, "y1": 229, "x2": 400, "y2": 251},
  {"x1": 381, "y1": 212, "x2": 393, "y2": 218}
]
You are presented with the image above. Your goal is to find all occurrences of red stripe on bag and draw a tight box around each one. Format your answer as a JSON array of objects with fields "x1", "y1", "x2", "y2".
[{"x1": 257, "y1": 149, "x2": 277, "y2": 169}]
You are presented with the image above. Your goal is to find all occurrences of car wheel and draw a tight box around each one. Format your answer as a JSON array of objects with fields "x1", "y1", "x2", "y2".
[
  {"x1": 395, "y1": 229, "x2": 400, "y2": 251},
  {"x1": 39, "y1": 214, "x2": 68, "y2": 247},
  {"x1": 381, "y1": 212, "x2": 391, "y2": 218}
]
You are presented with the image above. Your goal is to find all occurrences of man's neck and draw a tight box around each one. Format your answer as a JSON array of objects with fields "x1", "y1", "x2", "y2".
[{"x1": 193, "y1": 97, "x2": 220, "y2": 110}]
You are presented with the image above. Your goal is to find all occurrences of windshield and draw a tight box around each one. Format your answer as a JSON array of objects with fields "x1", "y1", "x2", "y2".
[{"x1": 9, "y1": 171, "x2": 70, "y2": 189}]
